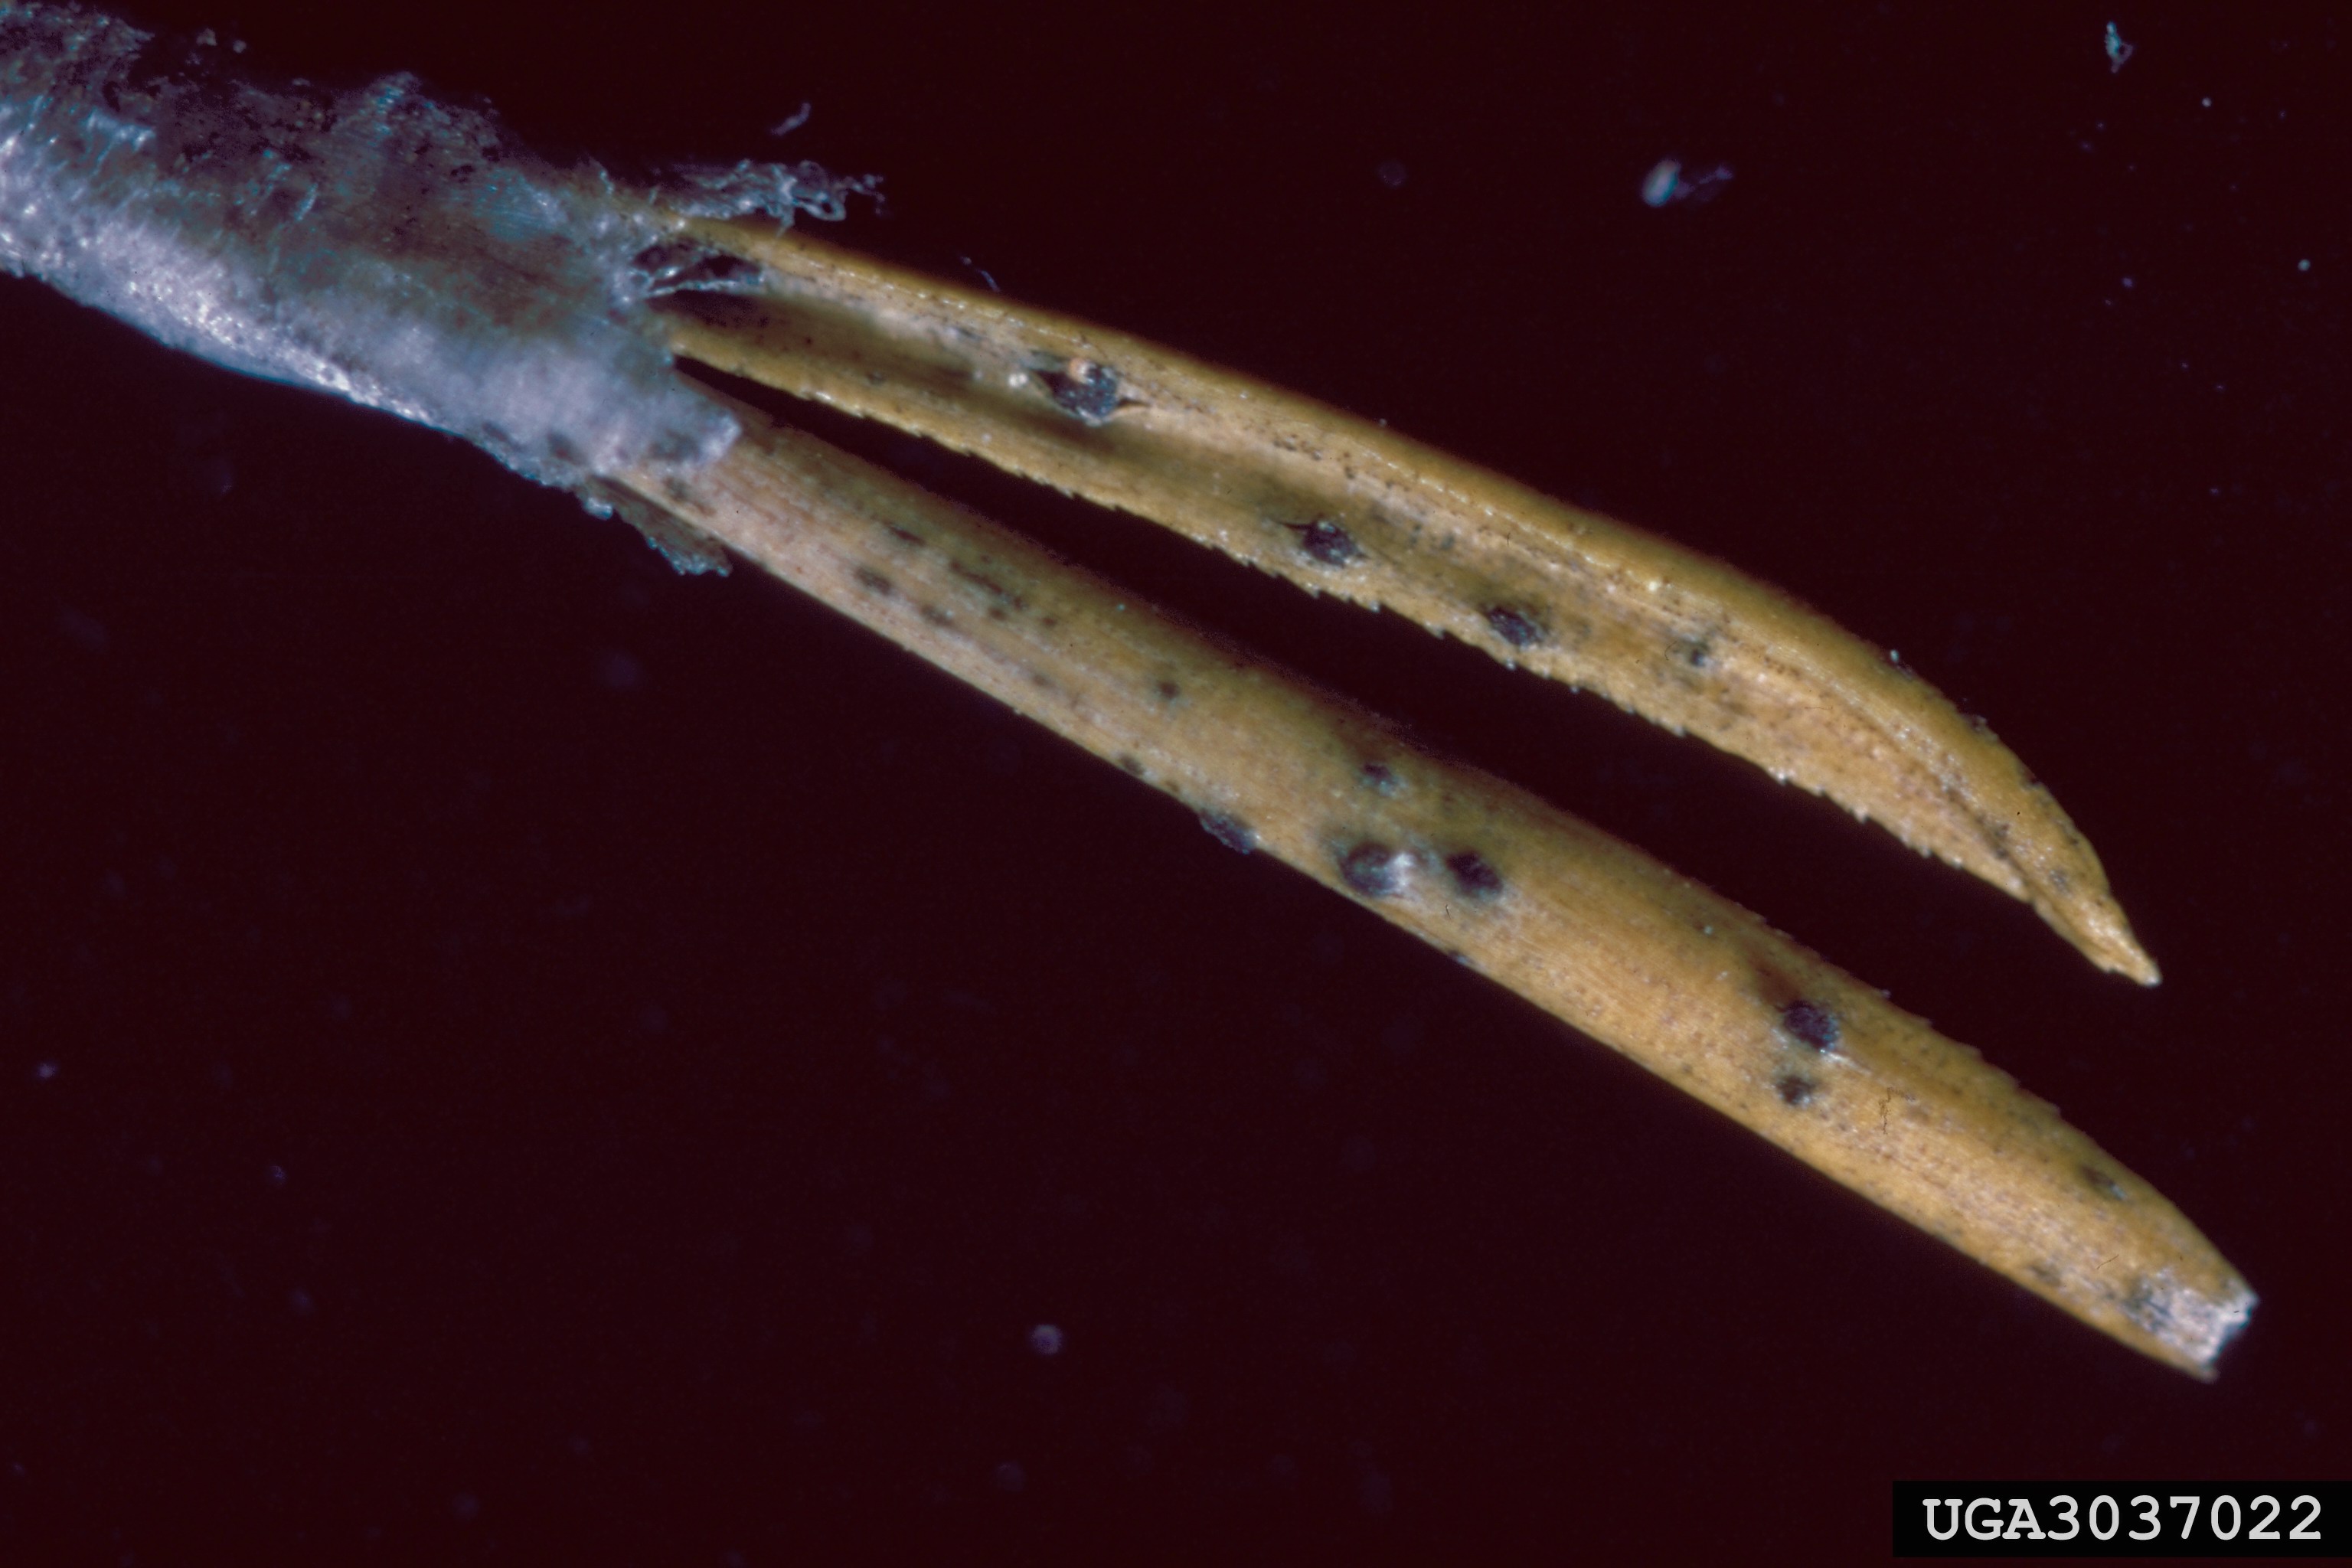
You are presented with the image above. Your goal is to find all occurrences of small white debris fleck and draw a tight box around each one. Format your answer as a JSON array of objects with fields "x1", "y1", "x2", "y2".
[
  {"x1": 2299, "y1": 259, "x2": 2311, "y2": 272},
  {"x1": 33, "y1": 1060, "x2": 60, "y2": 1082},
  {"x1": 1642, "y1": 157, "x2": 1733, "y2": 209},
  {"x1": 2105, "y1": 21, "x2": 2135, "y2": 74},
  {"x1": 1027, "y1": 1323, "x2": 1064, "y2": 1357}
]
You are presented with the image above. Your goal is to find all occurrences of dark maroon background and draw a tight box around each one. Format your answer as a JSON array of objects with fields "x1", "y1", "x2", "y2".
[{"x1": 4, "y1": 2, "x2": 2344, "y2": 1560}]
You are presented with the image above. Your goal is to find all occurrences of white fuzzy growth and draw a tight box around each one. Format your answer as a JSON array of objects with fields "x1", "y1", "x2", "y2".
[
  {"x1": 2132, "y1": 1270, "x2": 2258, "y2": 1377},
  {"x1": 0, "y1": 4, "x2": 852, "y2": 501}
]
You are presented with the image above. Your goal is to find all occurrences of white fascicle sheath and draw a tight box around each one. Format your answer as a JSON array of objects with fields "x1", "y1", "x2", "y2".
[{"x1": 0, "y1": 1, "x2": 858, "y2": 560}]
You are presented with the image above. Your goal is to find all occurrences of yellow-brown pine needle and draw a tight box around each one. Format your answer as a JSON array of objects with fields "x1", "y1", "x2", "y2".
[
  {"x1": 622, "y1": 391, "x2": 2252, "y2": 1378},
  {"x1": 656, "y1": 220, "x2": 2158, "y2": 986}
]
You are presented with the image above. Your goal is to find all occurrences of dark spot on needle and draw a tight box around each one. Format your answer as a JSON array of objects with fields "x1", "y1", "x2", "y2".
[
  {"x1": 1042, "y1": 359, "x2": 1122, "y2": 425},
  {"x1": 1444, "y1": 851, "x2": 1504, "y2": 902},
  {"x1": 2081, "y1": 1165, "x2": 2128, "y2": 1201},
  {"x1": 1289, "y1": 518, "x2": 1361, "y2": 567},
  {"x1": 852, "y1": 566, "x2": 893, "y2": 596},
  {"x1": 1775, "y1": 1074, "x2": 1818, "y2": 1106},
  {"x1": 1198, "y1": 812, "x2": 1255, "y2": 855},
  {"x1": 2122, "y1": 1278, "x2": 2171, "y2": 1335},
  {"x1": 1339, "y1": 842, "x2": 1403, "y2": 897},
  {"x1": 1358, "y1": 762, "x2": 1403, "y2": 796},
  {"x1": 949, "y1": 560, "x2": 1024, "y2": 613},
  {"x1": 1483, "y1": 606, "x2": 1544, "y2": 649},
  {"x1": 1780, "y1": 999, "x2": 1841, "y2": 1051}
]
